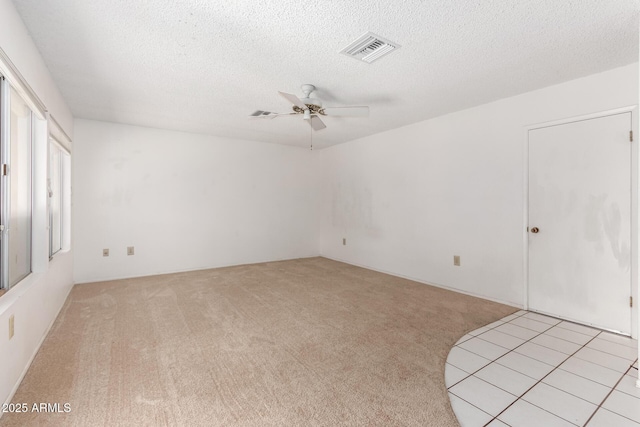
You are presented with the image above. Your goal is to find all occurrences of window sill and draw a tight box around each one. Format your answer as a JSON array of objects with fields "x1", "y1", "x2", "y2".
[{"x1": 49, "y1": 247, "x2": 70, "y2": 262}]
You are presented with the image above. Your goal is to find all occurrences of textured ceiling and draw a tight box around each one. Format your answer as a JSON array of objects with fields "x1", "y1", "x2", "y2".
[{"x1": 11, "y1": 0, "x2": 640, "y2": 148}]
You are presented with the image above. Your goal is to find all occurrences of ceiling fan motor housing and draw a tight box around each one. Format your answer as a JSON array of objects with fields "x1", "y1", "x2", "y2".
[{"x1": 293, "y1": 102, "x2": 325, "y2": 115}]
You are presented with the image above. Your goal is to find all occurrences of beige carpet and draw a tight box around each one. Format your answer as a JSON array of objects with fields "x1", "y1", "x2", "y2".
[{"x1": 1, "y1": 257, "x2": 516, "y2": 426}]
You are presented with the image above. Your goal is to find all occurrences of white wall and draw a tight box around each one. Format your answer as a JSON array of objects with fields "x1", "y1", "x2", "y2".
[
  {"x1": 0, "y1": 254, "x2": 72, "y2": 408},
  {"x1": 0, "y1": 0, "x2": 74, "y2": 409},
  {"x1": 73, "y1": 120, "x2": 321, "y2": 283},
  {"x1": 320, "y1": 63, "x2": 639, "y2": 310}
]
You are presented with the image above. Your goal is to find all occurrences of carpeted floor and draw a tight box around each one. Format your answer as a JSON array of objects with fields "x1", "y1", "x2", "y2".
[{"x1": 0, "y1": 257, "x2": 516, "y2": 426}]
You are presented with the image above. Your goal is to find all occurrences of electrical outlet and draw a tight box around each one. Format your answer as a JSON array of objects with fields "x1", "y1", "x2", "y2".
[
  {"x1": 454, "y1": 255, "x2": 461, "y2": 266},
  {"x1": 103, "y1": 248, "x2": 109, "y2": 257},
  {"x1": 9, "y1": 315, "x2": 14, "y2": 339},
  {"x1": 127, "y1": 246, "x2": 135, "y2": 256},
  {"x1": 343, "y1": 238, "x2": 346, "y2": 246}
]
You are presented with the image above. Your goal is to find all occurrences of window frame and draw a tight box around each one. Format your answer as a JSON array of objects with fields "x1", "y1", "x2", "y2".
[
  {"x1": 0, "y1": 76, "x2": 36, "y2": 290},
  {"x1": 48, "y1": 138, "x2": 67, "y2": 259},
  {"x1": 0, "y1": 75, "x2": 9, "y2": 289}
]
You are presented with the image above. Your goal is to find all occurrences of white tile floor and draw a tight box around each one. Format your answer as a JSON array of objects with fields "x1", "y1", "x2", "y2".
[{"x1": 446, "y1": 310, "x2": 640, "y2": 427}]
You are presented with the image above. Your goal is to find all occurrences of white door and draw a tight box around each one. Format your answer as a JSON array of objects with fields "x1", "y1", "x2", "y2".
[{"x1": 528, "y1": 112, "x2": 632, "y2": 334}]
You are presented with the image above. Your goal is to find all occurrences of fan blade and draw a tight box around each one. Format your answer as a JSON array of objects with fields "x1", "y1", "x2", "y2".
[
  {"x1": 249, "y1": 110, "x2": 279, "y2": 120},
  {"x1": 250, "y1": 110, "x2": 273, "y2": 117},
  {"x1": 322, "y1": 106, "x2": 369, "y2": 117},
  {"x1": 249, "y1": 111, "x2": 297, "y2": 119},
  {"x1": 309, "y1": 115, "x2": 326, "y2": 131},
  {"x1": 279, "y1": 91, "x2": 308, "y2": 110}
]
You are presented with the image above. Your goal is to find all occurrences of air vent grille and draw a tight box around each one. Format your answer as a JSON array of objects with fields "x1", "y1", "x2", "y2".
[{"x1": 340, "y1": 32, "x2": 400, "y2": 64}]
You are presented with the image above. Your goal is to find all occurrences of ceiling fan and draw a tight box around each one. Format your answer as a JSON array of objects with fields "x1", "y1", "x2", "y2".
[{"x1": 250, "y1": 84, "x2": 369, "y2": 131}]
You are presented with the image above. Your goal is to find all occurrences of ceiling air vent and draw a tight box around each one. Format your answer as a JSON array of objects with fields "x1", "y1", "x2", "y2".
[{"x1": 340, "y1": 32, "x2": 400, "y2": 64}]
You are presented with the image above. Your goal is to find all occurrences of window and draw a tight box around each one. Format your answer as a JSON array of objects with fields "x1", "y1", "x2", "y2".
[
  {"x1": 48, "y1": 140, "x2": 66, "y2": 257},
  {"x1": 0, "y1": 78, "x2": 34, "y2": 289}
]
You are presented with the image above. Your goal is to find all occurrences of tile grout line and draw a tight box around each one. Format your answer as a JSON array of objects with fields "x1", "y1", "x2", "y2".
[
  {"x1": 481, "y1": 326, "x2": 604, "y2": 426},
  {"x1": 550, "y1": 350, "x2": 636, "y2": 387},
  {"x1": 445, "y1": 312, "x2": 535, "y2": 419},
  {"x1": 448, "y1": 312, "x2": 638, "y2": 427},
  {"x1": 446, "y1": 392, "x2": 495, "y2": 424},
  {"x1": 583, "y1": 364, "x2": 639, "y2": 427},
  {"x1": 447, "y1": 311, "x2": 529, "y2": 389},
  {"x1": 450, "y1": 317, "x2": 565, "y2": 426},
  {"x1": 449, "y1": 312, "x2": 557, "y2": 390}
]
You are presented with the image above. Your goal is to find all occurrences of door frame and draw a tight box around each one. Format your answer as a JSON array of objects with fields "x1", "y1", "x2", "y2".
[{"x1": 522, "y1": 105, "x2": 638, "y2": 338}]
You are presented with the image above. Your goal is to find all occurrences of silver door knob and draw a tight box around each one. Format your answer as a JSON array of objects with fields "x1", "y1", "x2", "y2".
[{"x1": 531, "y1": 227, "x2": 539, "y2": 233}]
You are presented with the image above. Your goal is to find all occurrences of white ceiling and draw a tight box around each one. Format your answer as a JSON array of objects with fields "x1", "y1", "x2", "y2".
[{"x1": 11, "y1": 0, "x2": 640, "y2": 148}]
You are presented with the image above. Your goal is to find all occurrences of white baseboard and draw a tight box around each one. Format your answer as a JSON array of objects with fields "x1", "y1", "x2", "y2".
[{"x1": 320, "y1": 255, "x2": 523, "y2": 309}]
